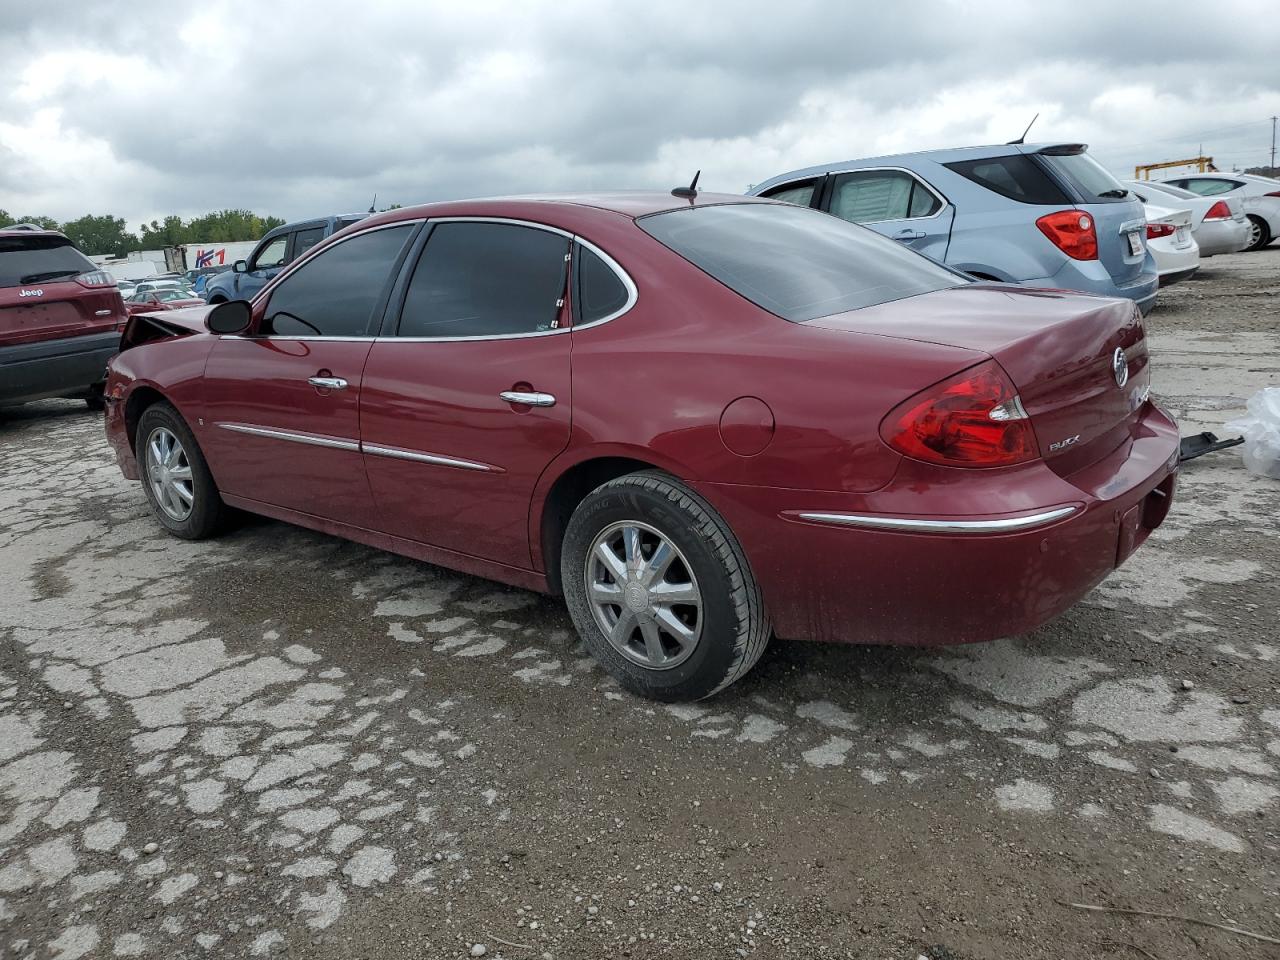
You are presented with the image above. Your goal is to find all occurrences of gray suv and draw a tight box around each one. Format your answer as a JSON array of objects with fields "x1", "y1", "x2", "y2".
[
  {"x1": 204, "y1": 213, "x2": 368, "y2": 303},
  {"x1": 750, "y1": 143, "x2": 1160, "y2": 314}
]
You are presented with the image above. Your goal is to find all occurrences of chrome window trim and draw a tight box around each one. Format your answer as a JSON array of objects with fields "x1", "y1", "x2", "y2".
[
  {"x1": 571, "y1": 235, "x2": 639, "y2": 330},
  {"x1": 216, "y1": 422, "x2": 360, "y2": 452},
  {"x1": 386, "y1": 216, "x2": 638, "y2": 341},
  {"x1": 227, "y1": 215, "x2": 638, "y2": 344},
  {"x1": 794, "y1": 505, "x2": 1079, "y2": 534},
  {"x1": 426, "y1": 215, "x2": 574, "y2": 240},
  {"x1": 362, "y1": 442, "x2": 500, "y2": 473},
  {"x1": 824, "y1": 166, "x2": 951, "y2": 225},
  {"x1": 249, "y1": 219, "x2": 427, "y2": 309}
]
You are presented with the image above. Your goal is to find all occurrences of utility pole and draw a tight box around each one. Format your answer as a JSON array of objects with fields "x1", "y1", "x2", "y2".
[{"x1": 1272, "y1": 115, "x2": 1277, "y2": 170}]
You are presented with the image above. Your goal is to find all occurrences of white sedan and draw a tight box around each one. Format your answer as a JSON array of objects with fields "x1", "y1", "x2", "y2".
[
  {"x1": 1158, "y1": 172, "x2": 1280, "y2": 251},
  {"x1": 1125, "y1": 180, "x2": 1249, "y2": 257},
  {"x1": 1141, "y1": 201, "x2": 1199, "y2": 285}
]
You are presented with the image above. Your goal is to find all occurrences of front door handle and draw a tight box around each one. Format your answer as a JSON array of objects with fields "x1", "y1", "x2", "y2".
[
  {"x1": 500, "y1": 391, "x2": 556, "y2": 407},
  {"x1": 308, "y1": 376, "x2": 349, "y2": 391},
  {"x1": 894, "y1": 229, "x2": 926, "y2": 241}
]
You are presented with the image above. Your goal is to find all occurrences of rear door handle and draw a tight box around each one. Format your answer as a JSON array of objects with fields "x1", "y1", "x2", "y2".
[
  {"x1": 500, "y1": 391, "x2": 556, "y2": 407},
  {"x1": 308, "y1": 376, "x2": 348, "y2": 391}
]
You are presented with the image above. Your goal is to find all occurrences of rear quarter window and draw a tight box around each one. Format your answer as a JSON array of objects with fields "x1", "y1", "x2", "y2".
[
  {"x1": 943, "y1": 155, "x2": 1070, "y2": 205},
  {"x1": 638, "y1": 203, "x2": 965, "y2": 322}
]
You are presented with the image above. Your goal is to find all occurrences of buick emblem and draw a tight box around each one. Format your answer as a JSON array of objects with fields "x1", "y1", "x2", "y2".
[{"x1": 1112, "y1": 347, "x2": 1128, "y2": 388}]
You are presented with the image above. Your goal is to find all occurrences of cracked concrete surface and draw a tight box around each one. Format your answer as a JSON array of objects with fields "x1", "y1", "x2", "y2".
[{"x1": 1, "y1": 249, "x2": 1278, "y2": 958}]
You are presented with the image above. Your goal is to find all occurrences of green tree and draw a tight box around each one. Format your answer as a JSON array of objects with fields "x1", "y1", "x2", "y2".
[
  {"x1": 138, "y1": 215, "x2": 190, "y2": 249},
  {"x1": 59, "y1": 214, "x2": 140, "y2": 257},
  {"x1": 185, "y1": 209, "x2": 284, "y2": 242},
  {"x1": 0, "y1": 211, "x2": 61, "y2": 230}
]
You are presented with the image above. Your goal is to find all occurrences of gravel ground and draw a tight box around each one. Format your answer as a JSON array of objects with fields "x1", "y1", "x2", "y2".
[{"x1": 2, "y1": 248, "x2": 1278, "y2": 960}]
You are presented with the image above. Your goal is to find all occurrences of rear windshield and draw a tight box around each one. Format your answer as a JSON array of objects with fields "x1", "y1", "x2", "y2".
[
  {"x1": 944, "y1": 155, "x2": 1070, "y2": 205},
  {"x1": 0, "y1": 235, "x2": 94, "y2": 288},
  {"x1": 1037, "y1": 150, "x2": 1130, "y2": 203},
  {"x1": 638, "y1": 203, "x2": 965, "y2": 322}
]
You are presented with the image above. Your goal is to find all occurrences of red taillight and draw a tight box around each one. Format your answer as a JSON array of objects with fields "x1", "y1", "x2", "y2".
[
  {"x1": 1203, "y1": 200, "x2": 1232, "y2": 221},
  {"x1": 881, "y1": 361, "x2": 1038, "y2": 468},
  {"x1": 1035, "y1": 209, "x2": 1098, "y2": 260},
  {"x1": 74, "y1": 270, "x2": 116, "y2": 288},
  {"x1": 1265, "y1": 190, "x2": 1280, "y2": 198},
  {"x1": 1145, "y1": 222, "x2": 1176, "y2": 239}
]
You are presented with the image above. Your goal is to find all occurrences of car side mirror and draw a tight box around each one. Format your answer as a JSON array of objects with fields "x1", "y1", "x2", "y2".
[
  {"x1": 206, "y1": 299, "x2": 253, "y2": 335},
  {"x1": 232, "y1": 259, "x2": 248, "y2": 274}
]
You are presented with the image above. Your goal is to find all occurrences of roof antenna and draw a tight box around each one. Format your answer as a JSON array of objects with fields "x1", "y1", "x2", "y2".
[
  {"x1": 671, "y1": 170, "x2": 701, "y2": 199},
  {"x1": 368, "y1": 193, "x2": 377, "y2": 214},
  {"x1": 1007, "y1": 113, "x2": 1039, "y2": 145}
]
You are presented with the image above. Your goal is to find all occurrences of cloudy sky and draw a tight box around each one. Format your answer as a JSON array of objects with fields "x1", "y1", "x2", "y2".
[{"x1": 2, "y1": 1, "x2": 1278, "y2": 230}]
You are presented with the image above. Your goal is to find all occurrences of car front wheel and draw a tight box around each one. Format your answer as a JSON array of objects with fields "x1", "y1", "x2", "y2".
[
  {"x1": 561, "y1": 471, "x2": 770, "y2": 701},
  {"x1": 136, "y1": 401, "x2": 226, "y2": 539}
]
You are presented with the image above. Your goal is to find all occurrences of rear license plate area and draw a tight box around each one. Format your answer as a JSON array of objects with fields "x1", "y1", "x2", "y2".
[
  {"x1": 1116, "y1": 475, "x2": 1176, "y2": 565},
  {"x1": 1116, "y1": 503, "x2": 1142, "y2": 564}
]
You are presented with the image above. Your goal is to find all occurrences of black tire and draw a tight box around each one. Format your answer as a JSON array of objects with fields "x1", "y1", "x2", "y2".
[
  {"x1": 85, "y1": 384, "x2": 106, "y2": 411},
  {"x1": 136, "y1": 401, "x2": 227, "y2": 539},
  {"x1": 561, "y1": 471, "x2": 770, "y2": 701},
  {"x1": 1244, "y1": 215, "x2": 1272, "y2": 252}
]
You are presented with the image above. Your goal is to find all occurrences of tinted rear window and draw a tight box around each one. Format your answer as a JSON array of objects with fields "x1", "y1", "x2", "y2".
[
  {"x1": 1037, "y1": 151, "x2": 1129, "y2": 203},
  {"x1": 574, "y1": 244, "x2": 630, "y2": 325},
  {"x1": 1134, "y1": 181, "x2": 1198, "y2": 201},
  {"x1": 944, "y1": 155, "x2": 1070, "y2": 205},
  {"x1": 638, "y1": 203, "x2": 965, "y2": 322},
  {"x1": 0, "y1": 235, "x2": 94, "y2": 288},
  {"x1": 1178, "y1": 178, "x2": 1245, "y2": 197}
]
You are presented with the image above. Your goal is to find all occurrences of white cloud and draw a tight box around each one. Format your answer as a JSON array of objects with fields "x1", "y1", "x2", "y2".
[{"x1": 0, "y1": 0, "x2": 1276, "y2": 229}]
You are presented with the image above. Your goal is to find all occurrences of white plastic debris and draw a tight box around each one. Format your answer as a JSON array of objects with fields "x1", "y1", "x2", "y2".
[{"x1": 1225, "y1": 387, "x2": 1280, "y2": 479}]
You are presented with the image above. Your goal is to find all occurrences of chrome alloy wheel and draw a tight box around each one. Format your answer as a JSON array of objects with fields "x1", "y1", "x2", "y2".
[
  {"x1": 145, "y1": 426, "x2": 195, "y2": 521},
  {"x1": 586, "y1": 521, "x2": 703, "y2": 670}
]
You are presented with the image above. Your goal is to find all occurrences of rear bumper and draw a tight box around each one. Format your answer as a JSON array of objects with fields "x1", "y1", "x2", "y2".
[
  {"x1": 1025, "y1": 260, "x2": 1160, "y2": 315},
  {"x1": 0, "y1": 332, "x2": 120, "y2": 406},
  {"x1": 1149, "y1": 239, "x2": 1200, "y2": 280},
  {"x1": 1193, "y1": 219, "x2": 1250, "y2": 257},
  {"x1": 693, "y1": 402, "x2": 1180, "y2": 647}
]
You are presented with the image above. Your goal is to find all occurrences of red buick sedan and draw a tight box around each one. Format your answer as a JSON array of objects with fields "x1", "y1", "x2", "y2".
[{"x1": 104, "y1": 192, "x2": 1178, "y2": 700}]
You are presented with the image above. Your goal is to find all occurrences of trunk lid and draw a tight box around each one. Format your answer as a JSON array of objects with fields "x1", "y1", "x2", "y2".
[
  {"x1": 807, "y1": 285, "x2": 1150, "y2": 476},
  {"x1": 0, "y1": 278, "x2": 125, "y2": 347}
]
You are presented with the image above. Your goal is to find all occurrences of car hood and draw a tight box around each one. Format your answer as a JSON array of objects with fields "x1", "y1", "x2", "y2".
[{"x1": 135, "y1": 304, "x2": 214, "y2": 334}]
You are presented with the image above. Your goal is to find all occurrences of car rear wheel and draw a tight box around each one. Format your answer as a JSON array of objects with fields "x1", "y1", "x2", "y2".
[
  {"x1": 137, "y1": 402, "x2": 226, "y2": 539},
  {"x1": 1244, "y1": 215, "x2": 1271, "y2": 251},
  {"x1": 561, "y1": 471, "x2": 770, "y2": 701}
]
